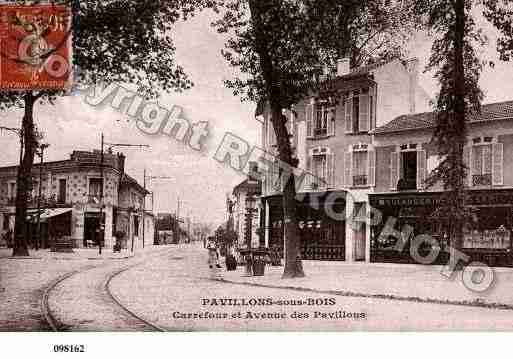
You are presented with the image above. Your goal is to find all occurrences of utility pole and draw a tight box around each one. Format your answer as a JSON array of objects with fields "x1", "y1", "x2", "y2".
[
  {"x1": 36, "y1": 143, "x2": 49, "y2": 251},
  {"x1": 176, "y1": 197, "x2": 181, "y2": 243},
  {"x1": 99, "y1": 133, "x2": 104, "y2": 255},
  {"x1": 142, "y1": 168, "x2": 146, "y2": 249},
  {"x1": 100, "y1": 139, "x2": 149, "y2": 254}
]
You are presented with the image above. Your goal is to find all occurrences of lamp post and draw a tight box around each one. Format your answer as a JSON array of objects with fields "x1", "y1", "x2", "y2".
[
  {"x1": 243, "y1": 195, "x2": 257, "y2": 276},
  {"x1": 36, "y1": 143, "x2": 50, "y2": 251}
]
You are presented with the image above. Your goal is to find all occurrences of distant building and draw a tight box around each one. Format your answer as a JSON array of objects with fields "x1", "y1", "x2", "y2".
[{"x1": 0, "y1": 150, "x2": 154, "y2": 250}]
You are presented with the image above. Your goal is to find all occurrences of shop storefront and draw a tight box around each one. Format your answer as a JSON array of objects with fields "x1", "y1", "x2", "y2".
[
  {"x1": 264, "y1": 191, "x2": 346, "y2": 261},
  {"x1": 369, "y1": 190, "x2": 513, "y2": 266}
]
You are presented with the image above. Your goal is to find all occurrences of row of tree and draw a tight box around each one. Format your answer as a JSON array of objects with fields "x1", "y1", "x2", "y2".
[{"x1": 2, "y1": 1, "x2": 512, "y2": 282}]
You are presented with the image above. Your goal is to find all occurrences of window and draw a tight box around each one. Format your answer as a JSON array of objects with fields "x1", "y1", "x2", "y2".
[
  {"x1": 131, "y1": 192, "x2": 141, "y2": 208},
  {"x1": 467, "y1": 137, "x2": 501, "y2": 187},
  {"x1": 400, "y1": 151, "x2": 417, "y2": 190},
  {"x1": 315, "y1": 105, "x2": 329, "y2": 137},
  {"x1": 313, "y1": 154, "x2": 328, "y2": 186},
  {"x1": 345, "y1": 88, "x2": 373, "y2": 134},
  {"x1": 471, "y1": 144, "x2": 492, "y2": 186},
  {"x1": 345, "y1": 145, "x2": 375, "y2": 188},
  {"x1": 306, "y1": 101, "x2": 335, "y2": 139},
  {"x1": 58, "y1": 179, "x2": 66, "y2": 204},
  {"x1": 306, "y1": 148, "x2": 334, "y2": 190},
  {"x1": 89, "y1": 178, "x2": 103, "y2": 202},
  {"x1": 353, "y1": 151, "x2": 368, "y2": 186},
  {"x1": 390, "y1": 145, "x2": 426, "y2": 191}
]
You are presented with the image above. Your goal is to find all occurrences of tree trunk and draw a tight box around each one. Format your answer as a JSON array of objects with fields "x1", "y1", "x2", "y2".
[
  {"x1": 451, "y1": 0, "x2": 467, "y2": 255},
  {"x1": 12, "y1": 92, "x2": 37, "y2": 257},
  {"x1": 248, "y1": 0, "x2": 305, "y2": 278},
  {"x1": 270, "y1": 105, "x2": 305, "y2": 279}
]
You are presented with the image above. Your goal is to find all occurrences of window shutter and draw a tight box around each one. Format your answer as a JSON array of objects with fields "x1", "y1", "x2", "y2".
[
  {"x1": 463, "y1": 146, "x2": 472, "y2": 187},
  {"x1": 305, "y1": 155, "x2": 313, "y2": 191},
  {"x1": 417, "y1": 150, "x2": 427, "y2": 190},
  {"x1": 390, "y1": 152, "x2": 399, "y2": 190},
  {"x1": 328, "y1": 109, "x2": 335, "y2": 137},
  {"x1": 267, "y1": 119, "x2": 277, "y2": 147},
  {"x1": 368, "y1": 150, "x2": 376, "y2": 187},
  {"x1": 492, "y1": 143, "x2": 504, "y2": 186},
  {"x1": 327, "y1": 153, "x2": 335, "y2": 188},
  {"x1": 359, "y1": 94, "x2": 370, "y2": 132},
  {"x1": 344, "y1": 151, "x2": 353, "y2": 188},
  {"x1": 306, "y1": 104, "x2": 314, "y2": 138},
  {"x1": 344, "y1": 97, "x2": 353, "y2": 133}
]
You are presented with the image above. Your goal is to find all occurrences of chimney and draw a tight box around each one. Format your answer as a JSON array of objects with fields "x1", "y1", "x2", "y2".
[
  {"x1": 337, "y1": 58, "x2": 350, "y2": 77},
  {"x1": 405, "y1": 58, "x2": 419, "y2": 113},
  {"x1": 117, "y1": 152, "x2": 126, "y2": 174}
]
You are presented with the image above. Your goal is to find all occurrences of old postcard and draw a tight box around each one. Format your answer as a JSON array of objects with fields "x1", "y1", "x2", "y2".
[{"x1": 1, "y1": 1, "x2": 513, "y2": 351}]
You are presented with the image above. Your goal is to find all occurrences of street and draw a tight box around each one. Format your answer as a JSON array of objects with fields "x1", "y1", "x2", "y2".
[{"x1": 3, "y1": 244, "x2": 512, "y2": 331}]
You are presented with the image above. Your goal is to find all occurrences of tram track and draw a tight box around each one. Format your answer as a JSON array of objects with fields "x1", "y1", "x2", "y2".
[{"x1": 40, "y1": 249, "x2": 175, "y2": 332}]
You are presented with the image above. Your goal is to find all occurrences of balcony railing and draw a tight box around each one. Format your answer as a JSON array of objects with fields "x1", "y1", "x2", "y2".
[
  {"x1": 302, "y1": 172, "x2": 328, "y2": 192},
  {"x1": 313, "y1": 127, "x2": 328, "y2": 138},
  {"x1": 472, "y1": 173, "x2": 492, "y2": 186},
  {"x1": 397, "y1": 178, "x2": 417, "y2": 191},
  {"x1": 352, "y1": 175, "x2": 368, "y2": 187}
]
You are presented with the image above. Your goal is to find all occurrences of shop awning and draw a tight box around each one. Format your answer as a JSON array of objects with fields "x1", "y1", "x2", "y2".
[{"x1": 27, "y1": 208, "x2": 72, "y2": 222}]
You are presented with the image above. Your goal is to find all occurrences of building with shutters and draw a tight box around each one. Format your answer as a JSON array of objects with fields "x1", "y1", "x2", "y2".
[
  {"x1": 0, "y1": 150, "x2": 154, "y2": 251},
  {"x1": 259, "y1": 57, "x2": 431, "y2": 262},
  {"x1": 370, "y1": 100, "x2": 513, "y2": 266}
]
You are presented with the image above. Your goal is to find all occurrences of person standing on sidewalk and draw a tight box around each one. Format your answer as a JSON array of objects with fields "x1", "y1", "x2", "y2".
[{"x1": 206, "y1": 237, "x2": 221, "y2": 269}]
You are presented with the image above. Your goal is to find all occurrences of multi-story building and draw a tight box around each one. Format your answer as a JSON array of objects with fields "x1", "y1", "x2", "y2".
[
  {"x1": 370, "y1": 100, "x2": 513, "y2": 266},
  {"x1": 259, "y1": 57, "x2": 432, "y2": 262},
  {"x1": 0, "y1": 150, "x2": 154, "y2": 250}
]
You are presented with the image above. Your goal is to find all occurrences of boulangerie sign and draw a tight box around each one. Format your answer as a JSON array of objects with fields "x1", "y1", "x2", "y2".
[{"x1": 0, "y1": 3, "x2": 72, "y2": 91}]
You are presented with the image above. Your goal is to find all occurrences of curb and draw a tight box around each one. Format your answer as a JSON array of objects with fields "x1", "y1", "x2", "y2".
[{"x1": 212, "y1": 277, "x2": 513, "y2": 312}]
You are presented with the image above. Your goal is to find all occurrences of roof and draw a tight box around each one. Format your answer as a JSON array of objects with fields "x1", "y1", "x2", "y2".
[
  {"x1": 373, "y1": 100, "x2": 513, "y2": 135},
  {"x1": 232, "y1": 179, "x2": 261, "y2": 196},
  {"x1": 120, "y1": 173, "x2": 150, "y2": 195},
  {"x1": 342, "y1": 61, "x2": 386, "y2": 79}
]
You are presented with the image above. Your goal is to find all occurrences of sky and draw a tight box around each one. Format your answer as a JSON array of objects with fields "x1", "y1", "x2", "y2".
[{"x1": 0, "y1": 8, "x2": 512, "y2": 227}]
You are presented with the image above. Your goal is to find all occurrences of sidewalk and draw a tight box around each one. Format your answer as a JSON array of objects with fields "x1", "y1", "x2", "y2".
[
  {"x1": 221, "y1": 260, "x2": 513, "y2": 309},
  {"x1": 0, "y1": 244, "x2": 168, "y2": 261}
]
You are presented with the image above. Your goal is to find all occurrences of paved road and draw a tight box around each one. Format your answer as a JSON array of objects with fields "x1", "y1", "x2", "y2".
[{"x1": 109, "y1": 244, "x2": 513, "y2": 331}]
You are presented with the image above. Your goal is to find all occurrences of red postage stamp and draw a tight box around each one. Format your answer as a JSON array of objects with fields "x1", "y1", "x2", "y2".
[{"x1": 0, "y1": 4, "x2": 73, "y2": 91}]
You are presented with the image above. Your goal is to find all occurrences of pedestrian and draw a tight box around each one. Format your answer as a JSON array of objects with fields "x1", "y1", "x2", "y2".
[
  {"x1": 206, "y1": 237, "x2": 221, "y2": 269},
  {"x1": 6, "y1": 229, "x2": 12, "y2": 249}
]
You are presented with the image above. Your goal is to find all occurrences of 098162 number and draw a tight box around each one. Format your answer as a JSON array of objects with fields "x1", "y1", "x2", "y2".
[{"x1": 53, "y1": 345, "x2": 85, "y2": 353}]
